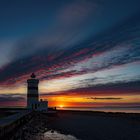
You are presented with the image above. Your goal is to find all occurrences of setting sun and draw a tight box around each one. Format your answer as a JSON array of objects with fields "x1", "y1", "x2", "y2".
[{"x1": 59, "y1": 105, "x2": 64, "y2": 108}]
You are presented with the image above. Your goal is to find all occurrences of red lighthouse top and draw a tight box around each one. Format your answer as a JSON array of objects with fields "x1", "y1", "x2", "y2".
[{"x1": 31, "y1": 73, "x2": 36, "y2": 78}]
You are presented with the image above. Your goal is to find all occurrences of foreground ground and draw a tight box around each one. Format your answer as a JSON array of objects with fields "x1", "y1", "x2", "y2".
[{"x1": 10, "y1": 110, "x2": 140, "y2": 140}]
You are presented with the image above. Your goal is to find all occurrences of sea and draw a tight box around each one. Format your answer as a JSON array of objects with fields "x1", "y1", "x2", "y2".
[{"x1": 57, "y1": 107, "x2": 140, "y2": 113}]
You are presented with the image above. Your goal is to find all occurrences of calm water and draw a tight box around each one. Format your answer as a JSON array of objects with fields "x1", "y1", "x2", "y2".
[{"x1": 58, "y1": 107, "x2": 140, "y2": 113}]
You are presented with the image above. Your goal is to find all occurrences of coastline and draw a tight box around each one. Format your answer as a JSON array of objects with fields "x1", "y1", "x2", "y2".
[{"x1": 56, "y1": 106, "x2": 140, "y2": 113}]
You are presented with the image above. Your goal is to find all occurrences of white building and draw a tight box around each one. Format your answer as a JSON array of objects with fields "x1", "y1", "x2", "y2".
[{"x1": 27, "y1": 73, "x2": 48, "y2": 111}]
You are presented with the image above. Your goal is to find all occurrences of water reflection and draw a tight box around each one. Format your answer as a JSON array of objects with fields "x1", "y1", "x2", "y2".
[{"x1": 44, "y1": 130, "x2": 79, "y2": 140}]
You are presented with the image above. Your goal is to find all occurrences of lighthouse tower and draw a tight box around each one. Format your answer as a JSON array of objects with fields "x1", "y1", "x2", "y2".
[{"x1": 27, "y1": 73, "x2": 39, "y2": 110}]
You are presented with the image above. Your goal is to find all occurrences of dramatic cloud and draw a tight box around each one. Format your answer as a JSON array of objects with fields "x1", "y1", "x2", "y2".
[
  {"x1": 87, "y1": 97, "x2": 123, "y2": 100},
  {"x1": 45, "y1": 80, "x2": 140, "y2": 96},
  {"x1": 0, "y1": 0, "x2": 140, "y2": 107},
  {"x1": 0, "y1": 94, "x2": 25, "y2": 102}
]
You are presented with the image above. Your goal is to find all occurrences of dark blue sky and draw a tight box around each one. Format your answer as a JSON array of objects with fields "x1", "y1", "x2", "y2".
[
  {"x1": 0, "y1": 0, "x2": 140, "y2": 107},
  {"x1": 0, "y1": 0, "x2": 140, "y2": 38}
]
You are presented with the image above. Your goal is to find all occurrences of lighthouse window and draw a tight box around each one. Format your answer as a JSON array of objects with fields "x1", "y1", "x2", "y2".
[
  {"x1": 28, "y1": 87, "x2": 38, "y2": 90},
  {"x1": 35, "y1": 104, "x2": 37, "y2": 109}
]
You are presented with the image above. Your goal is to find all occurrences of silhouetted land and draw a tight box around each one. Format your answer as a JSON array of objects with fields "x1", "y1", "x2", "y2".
[
  {"x1": 0, "y1": 110, "x2": 17, "y2": 119},
  {"x1": 1, "y1": 109, "x2": 140, "y2": 140},
  {"x1": 0, "y1": 108, "x2": 26, "y2": 119}
]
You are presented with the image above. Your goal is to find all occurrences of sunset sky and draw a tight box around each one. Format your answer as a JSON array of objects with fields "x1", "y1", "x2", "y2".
[{"x1": 0, "y1": 0, "x2": 140, "y2": 108}]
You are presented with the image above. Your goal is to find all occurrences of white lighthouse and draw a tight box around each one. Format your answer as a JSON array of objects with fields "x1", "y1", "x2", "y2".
[
  {"x1": 27, "y1": 73, "x2": 39, "y2": 110},
  {"x1": 27, "y1": 73, "x2": 48, "y2": 111}
]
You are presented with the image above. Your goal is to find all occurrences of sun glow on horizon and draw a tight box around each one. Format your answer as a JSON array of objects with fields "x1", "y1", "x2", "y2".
[{"x1": 59, "y1": 105, "x2": 64, "y2": 108}]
